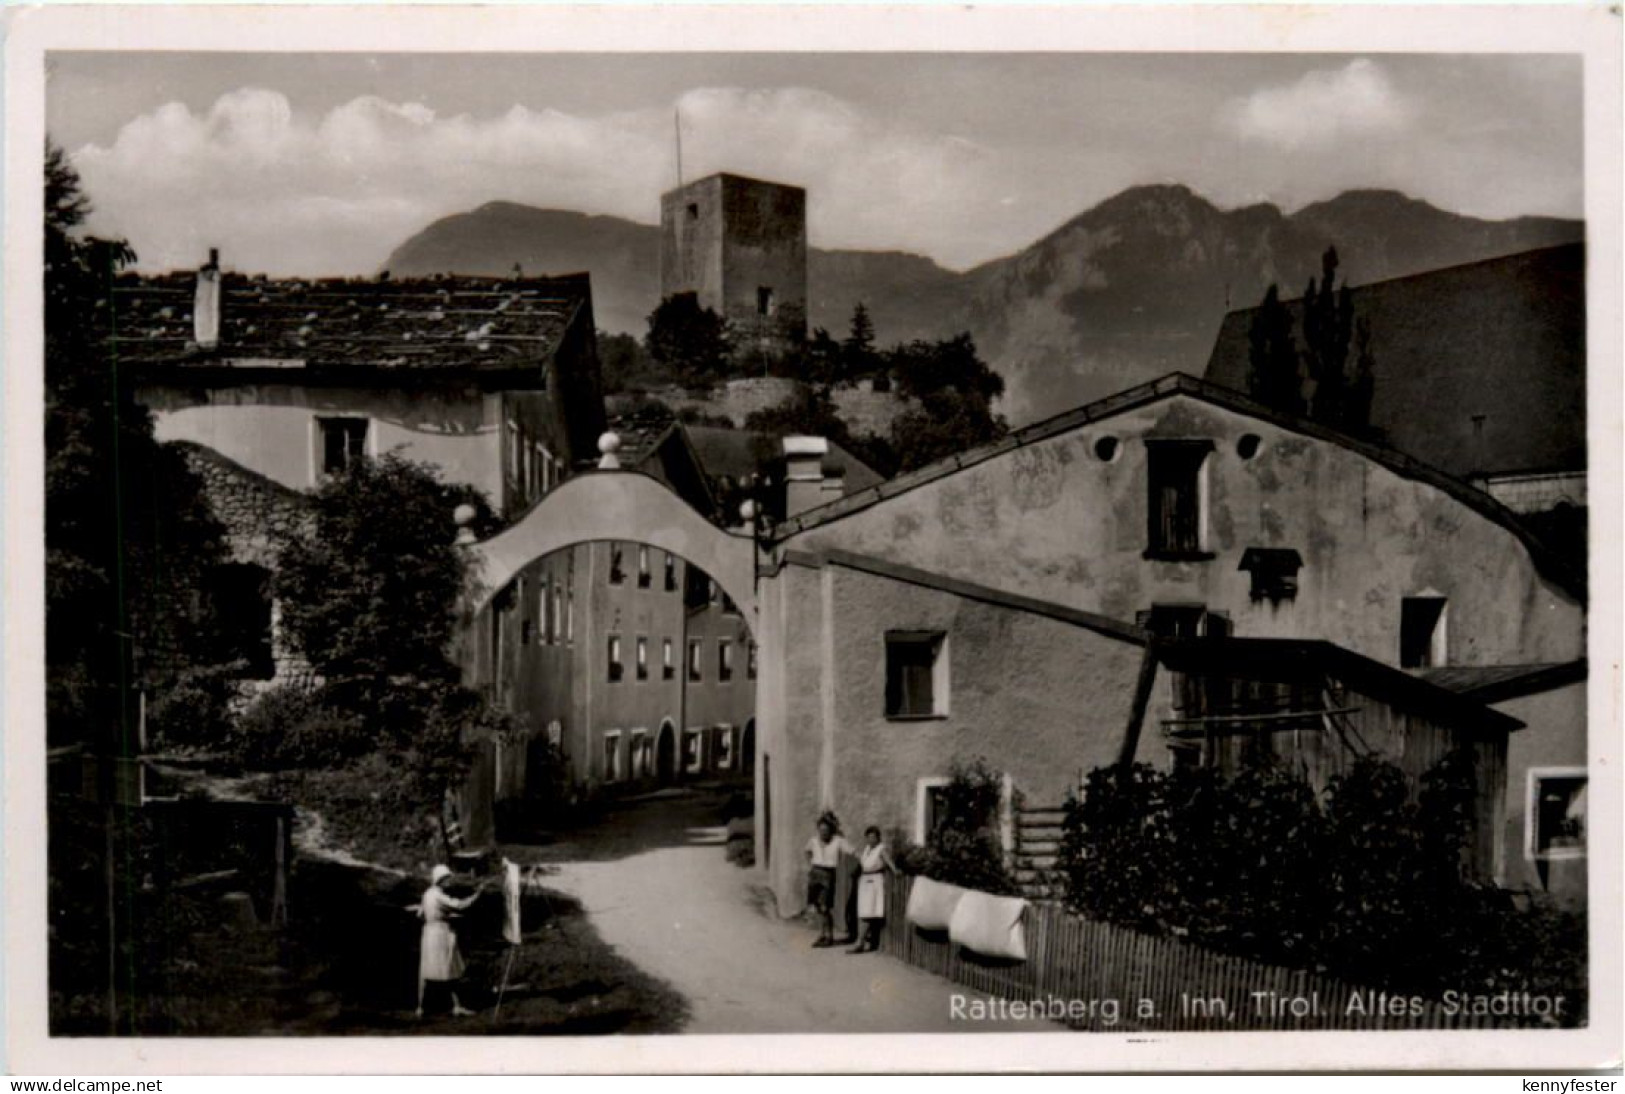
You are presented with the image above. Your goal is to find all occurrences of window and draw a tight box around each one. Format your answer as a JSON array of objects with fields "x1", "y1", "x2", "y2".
[
  {"x1": 609, "y1": 543, "x2": 626, "y2": 585},
  {"x1": 757, "y1": 286, "x2": 776, "y2": 316},
  {"x1": 914, "y1": 777, "x2": 952, "y2": 843},
  {"x1": 716, "y1": 725, "x2": 734, "y2": 769},
  {"x1": 630, "y1": 730, "x2": 648, "y2": 778},
  {"x1": 1400, "y1": 596, "x2": 1448, "y2": 669},
  {"x1": 685, "y1": 568, "x2": 712, "y2": 610},
  {"x1": 603, "y1": 731, "x2": 622, "y2": 783},
  {"x1": 637, "y1": 546, "x2": 652, "y2": 588},
  {"x1": 688, "y1": 639, "x2": 703, "y2": 683},
  {"x1": 636, "y1": 636, "x2": 649, "y2": 681},
  {"x1": 885, "y1": 631, "x2": 947, "y2": 719},
  {"x1": 546, "y1": 720, "x2": 562, "y2": 749},
  {"x1": 686, "y1": 202, "x2": 699, "y2": 221},
  {"x1": 539, "y1": 578, "x2": 551, "y2": 644},
  {"x1": 663, "y1": 638, "x2": 675, "y2": 681},
  {"x1": 607, "y1": 635, "x2": 624, "y2": 683},
  {"x1": 317, "y1": 416, "x2": 368, "y2": 477},
  {"x1": 1528, "y1": 769, "x2": 1586, "y2": 860},
  {"x1": 747, "y1": 641, "x2": 758, "y2": 680},
  {"x1": 664, "y1": 554, "x2": 678, "y2": 592},
  {"x1": 1145, "y1": 440, "x2": 1213, "y2": 559},
  {"x1": 1137, "y1": 604, "x2": 1229, "y2": 640},
  {"x1": 521, "y1": 618, "x2": 533, "y2": 646},
  {"x1": 566, "y1": 585, "x2": 575, "y2": 643},
  {"x1": 210, "y1": 564, "x2": 274, "y2": 679},
  {"x1": 685, "y1": 729, "x2": 705, "y2": 773},
  {"x1": 718, "y1": 640, "x2": 734, "y2": 683},
  {"x1": 552, "y1": 584, "x2": 564, "y2": 644}
]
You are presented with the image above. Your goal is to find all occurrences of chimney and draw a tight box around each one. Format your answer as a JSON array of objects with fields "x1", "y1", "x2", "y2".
[
  {"x1": 782, "y1": 435, "x2": 830, "y2": 517},
  {"x1": 194, "y1": 248, "x2": 222, "y2": 350}
]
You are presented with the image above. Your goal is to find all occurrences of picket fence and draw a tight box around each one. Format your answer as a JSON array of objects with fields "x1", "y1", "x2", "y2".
[{"x1": 876, "y1": 873, "x2": 1565, "y2": 1032}]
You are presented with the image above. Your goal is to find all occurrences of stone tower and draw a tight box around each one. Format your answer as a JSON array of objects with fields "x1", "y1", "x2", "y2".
[{"x1": 659, "y1": 173, "x2": 807, "y2": 356}]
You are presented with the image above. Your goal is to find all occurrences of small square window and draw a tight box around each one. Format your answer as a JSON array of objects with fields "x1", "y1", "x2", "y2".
[
  {"x1": 636, "y1": 636, "x2": 649, "y2": 681},
  {"x1": 663, "y1": 638, "x2": 676, "y2": 681},
  {"x1": 688, "y1": 639, "x2": 703, "y2": 683},
  {"x1": 757, "y1": 286, "x2": 776, "y2": 316},
  {"x1": 685, "y1": 729, "x2": 705, "y2": 773},
  {"x1": 886, "y1": 631, "x2": 947, "y2": 719},
  {"x1": 638, "y1": 546, "x2": 652, "y2": 588},
  {"x1": 317, "y1": 417, "x2": 368, "y2": 477},
  {"x1": 1528, "y1": 770, "x2": 1586, "y2": 861},
  {"x1": 607, "y1": 635, "x2": 624, "y2": 683},
  {"x1": 718, "y1": 640, "x2": 733, "y2": 682}
]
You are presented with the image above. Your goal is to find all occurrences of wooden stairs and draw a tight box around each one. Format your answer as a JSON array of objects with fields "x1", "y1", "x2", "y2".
[{"x1": 1012, "y1": 802, "x2": 1068, "y2": 900}]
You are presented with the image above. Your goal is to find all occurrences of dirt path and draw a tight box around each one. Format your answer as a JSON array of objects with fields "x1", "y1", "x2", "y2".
[{"x1": 513, "y1": 788, "x2": 1056, "y2": 1034}]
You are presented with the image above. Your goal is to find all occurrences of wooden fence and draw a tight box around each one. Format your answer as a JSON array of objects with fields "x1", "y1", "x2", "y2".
[{"x1": 877, "y1": 873, "x2": 1567, "y2": 1031}]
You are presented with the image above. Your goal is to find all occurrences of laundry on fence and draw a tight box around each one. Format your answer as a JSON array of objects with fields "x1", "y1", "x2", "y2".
[
  {"x1": 905, "y1": 875, "x2": 968, "y2": 931},
  {"x1": 948, "y1": 889, "x2": 1029, "y2": 962}
]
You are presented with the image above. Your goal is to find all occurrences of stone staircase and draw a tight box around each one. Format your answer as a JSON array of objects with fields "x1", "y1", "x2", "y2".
[{"x1": 1012, "y1": 802, "x2": 1068, "y2": 900}]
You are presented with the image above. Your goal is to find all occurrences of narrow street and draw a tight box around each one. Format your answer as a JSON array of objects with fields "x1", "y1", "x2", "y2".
[{"x1": 506, "y1": 787, "x2": 1056, "y2": 1034}]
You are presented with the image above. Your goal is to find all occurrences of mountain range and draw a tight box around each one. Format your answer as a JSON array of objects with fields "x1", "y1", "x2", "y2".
[{"x1": 383, "y1": 186, "x2": 1582, "y2": 424}]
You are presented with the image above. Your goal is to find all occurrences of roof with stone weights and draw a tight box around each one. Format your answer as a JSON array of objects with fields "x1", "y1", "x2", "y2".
[{"x1": 98, "y1": 269, "x2": 593, "y2": 385}]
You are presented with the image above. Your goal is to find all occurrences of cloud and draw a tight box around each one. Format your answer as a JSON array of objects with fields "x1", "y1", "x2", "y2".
[
  {"x1": 71, "y1": 85, "x2": 1038, "y2": 275},
  {"x1": 1225, "y1": 59, "x2": 1414, "y2": 151}
]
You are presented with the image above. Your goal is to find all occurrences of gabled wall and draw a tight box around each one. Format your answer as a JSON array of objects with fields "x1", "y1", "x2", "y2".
[{"x1": 785, "y1": 393, "x2": 1582, "y2": 669}]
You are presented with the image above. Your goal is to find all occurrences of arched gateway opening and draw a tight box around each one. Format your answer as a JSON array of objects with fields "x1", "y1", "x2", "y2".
[{"x1": 459, "y1": 470, "x2": 761, "y2": 841}]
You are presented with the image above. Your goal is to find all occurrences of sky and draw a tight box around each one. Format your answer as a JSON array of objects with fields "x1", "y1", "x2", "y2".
[{"x1": 47, "y1": 52, "x2": 1583, "y2": 276}]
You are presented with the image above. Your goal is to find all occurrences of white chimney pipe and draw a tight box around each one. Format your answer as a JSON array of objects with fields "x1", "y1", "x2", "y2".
[{"x1": 783, "y1": 435, "x2": 829, "y2": 517}]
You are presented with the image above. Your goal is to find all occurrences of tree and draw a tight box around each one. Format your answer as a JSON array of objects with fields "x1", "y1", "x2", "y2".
[
  {"x1": 1303, "y1": 246, "x2": 1356, "y2": 429},
  {"x1": 887, "y1": 332, "x2": 1004, "y2": 403},
  {"x1": 1246, "y1": 284, "x2": 1304, "y2": 416},
  {"x1": 45, "y1": 139, "x2": 231, "y2": 745},
  {"x1": 269, "y1": 452, "x2": 496, "y2": 807},
  {"x1": 840, "y1": 302, "x2": 879, "y2": 383},
  {"x1": 272, "y1": 452, "x2": 472, "y2": 694},
  {"x1": 644, "y1": 294, "x2": 733, "y2": 387},
  {"x1": 595, "y1": 329, "x2": 653, "y2": 394},
  {"x1": 888, "y1": 389, "x2": 1008, "y2": 474}
]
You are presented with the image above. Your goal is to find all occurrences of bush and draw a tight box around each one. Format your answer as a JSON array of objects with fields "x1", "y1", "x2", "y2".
[
  {"x1": 146, "y1": 662, "x2": 246, "y2": 750},
  {"x1": 226, "y1": 683, "x2": 372, "y2": 771},
  {"x1": 895, "y1": 757, "x2": 1019, "y2": 896},
  {"x1": 1056, "y1": 750, "x2": 1586, "y2": 1017}
]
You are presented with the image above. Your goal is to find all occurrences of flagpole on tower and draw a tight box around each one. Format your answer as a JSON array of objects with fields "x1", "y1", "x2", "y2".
[{"x1": 675, "y1": 107, "x2": 684, "y2": 189}]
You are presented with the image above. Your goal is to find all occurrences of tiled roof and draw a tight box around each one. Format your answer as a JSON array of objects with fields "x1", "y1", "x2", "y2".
[
  {"x1": 1203, "y1": 245, "x2": 1584, "y2": 480},
  {"x1": 679, "y1": 425, "x2": 885, "y2": 494},
  {"x1": 99, "y1": 270, "x2": 591, "y2": 378}
]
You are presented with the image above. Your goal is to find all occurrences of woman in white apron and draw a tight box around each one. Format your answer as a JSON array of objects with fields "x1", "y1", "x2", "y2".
[
  {"x1": 849, "y1": 826, "x2": 897, "y2": 953},
  {"x1": 414, "y1": 864, "x2": 487, "y2": 1017}
]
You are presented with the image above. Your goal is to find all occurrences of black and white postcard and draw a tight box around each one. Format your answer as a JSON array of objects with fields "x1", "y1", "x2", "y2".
[{"x1": 4, "y1": 3, "x2": 1620, "y2": 1075}]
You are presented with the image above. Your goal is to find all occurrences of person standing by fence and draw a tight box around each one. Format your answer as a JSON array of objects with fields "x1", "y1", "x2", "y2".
[
  {"x1": 805, "y1": 811, "x2": 852, "y2": 948},
  {"x1": 849, "y1": 826, "x2": 896, "y2": 954}
]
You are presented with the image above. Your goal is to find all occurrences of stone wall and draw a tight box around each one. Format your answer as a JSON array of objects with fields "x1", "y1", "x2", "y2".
[
  {"x1": 641, "y1": 376, "x2": 910, "y2": 439},
  {"x1": 831, "y1": 382, "x2": 911, "y2": 439},
  {"x1": 178, "y1": 442, "x2": 316, "y2": 686}
]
